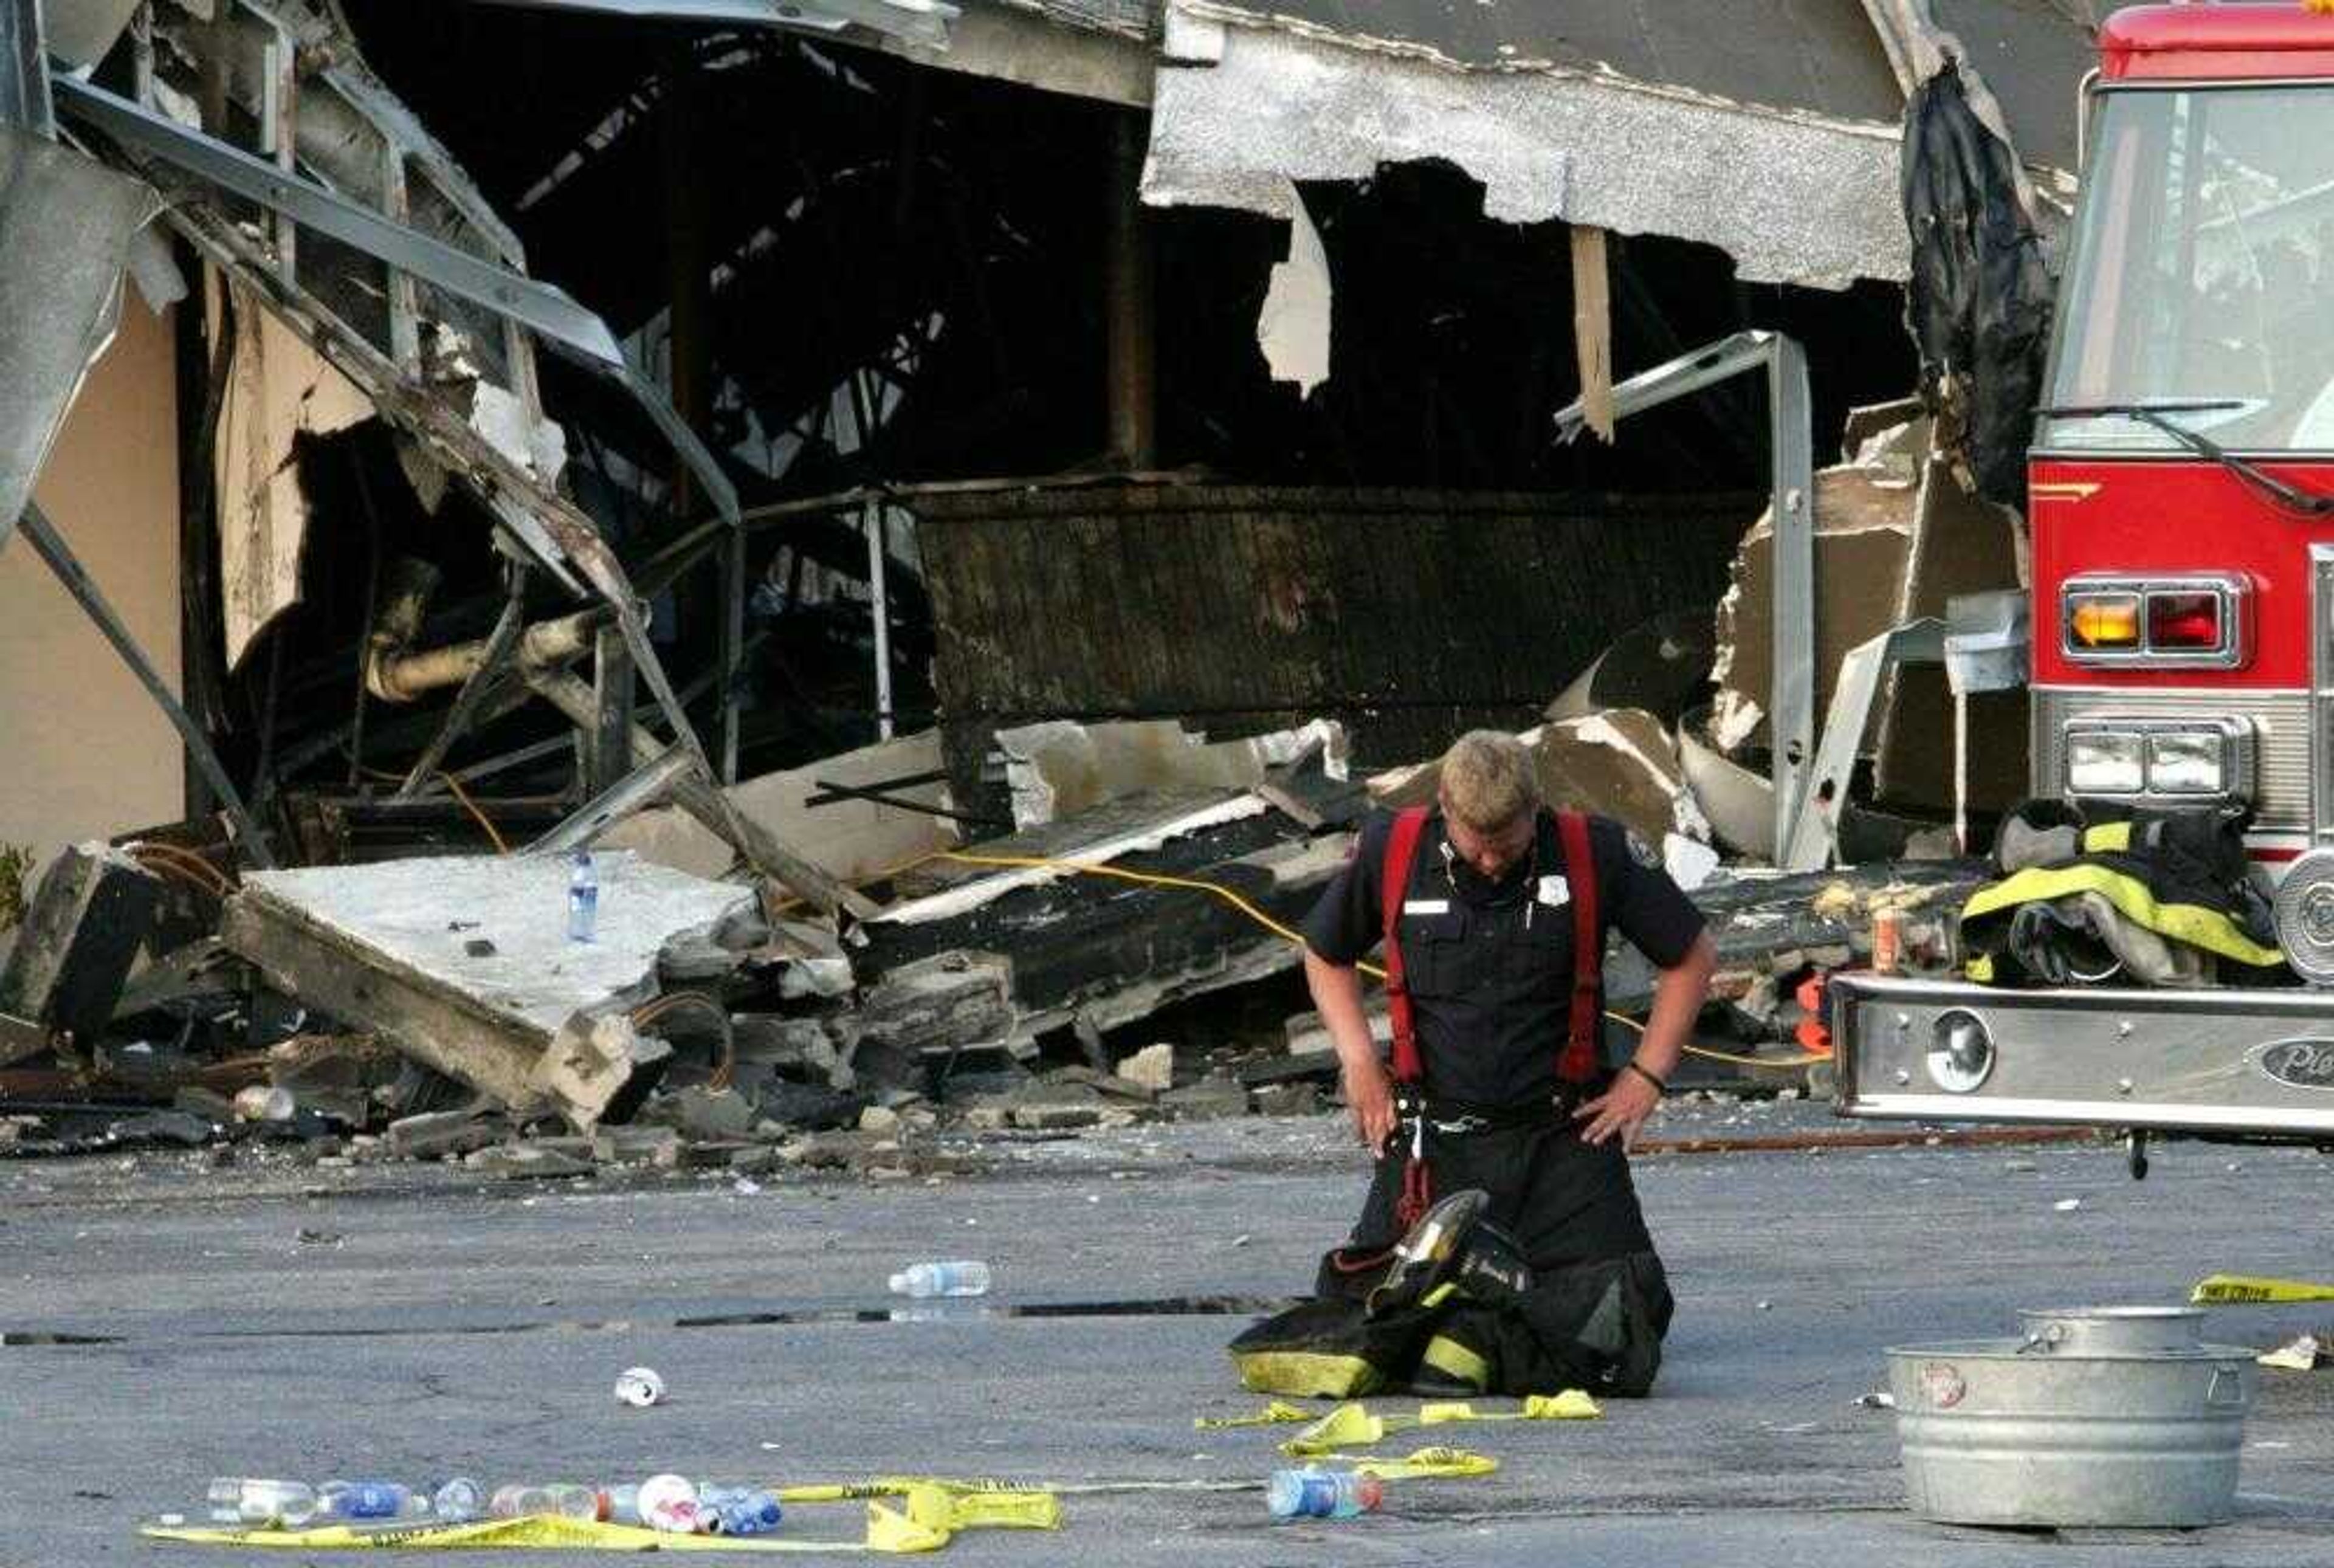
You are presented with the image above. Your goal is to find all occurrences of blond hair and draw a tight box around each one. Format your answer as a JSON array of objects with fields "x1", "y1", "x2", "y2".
[{"x1": 1438, "y1": 731, "x2": 1537, "y2": 831}]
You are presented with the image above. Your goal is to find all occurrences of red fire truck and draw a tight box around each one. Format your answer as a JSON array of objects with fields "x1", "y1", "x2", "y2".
[{"x1": 1833, "y1": 4, "x2": 2334, "y2": 1166}]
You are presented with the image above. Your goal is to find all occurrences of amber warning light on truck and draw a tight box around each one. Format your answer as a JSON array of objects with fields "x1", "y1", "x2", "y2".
[{"x1": 2059, "y1": 576, "x2": 2245, "y2": 667}]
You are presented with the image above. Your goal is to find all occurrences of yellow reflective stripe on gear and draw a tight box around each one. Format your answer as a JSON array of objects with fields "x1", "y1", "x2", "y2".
[
  {"x1": 1419, "y1": 1282, "x2": 1459, "y2": 1309},
  {"x1": 2083, "y1": 821, "x2": 2133, "y2": 853},
  {"x1": 1419, "y1": 1335, "x2": 1491, "y2": 1393},
  {"x1": 1961, "y1": 863, "x2": 2285, "y2": 968},
  {"x1": 2191, "y1": 1273, "x2": 2334, "y2": 1305},
  {"x1": 1967, "y1": 953, "x2": 1995, "y2": 983},
  {"x1": 1231, "y1": 1350, "x2": 1384, "y2": 1398}
]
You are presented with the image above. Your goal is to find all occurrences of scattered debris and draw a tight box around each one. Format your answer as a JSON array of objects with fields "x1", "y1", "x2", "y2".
[{"x1": 2258, "y1": 1335, "x2": 2327, "y2": 1372}]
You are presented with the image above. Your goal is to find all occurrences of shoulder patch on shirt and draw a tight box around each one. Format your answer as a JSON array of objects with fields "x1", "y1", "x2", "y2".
[{"x1": 1625, "y1": 828, "x2": 1662, "y2": 869}]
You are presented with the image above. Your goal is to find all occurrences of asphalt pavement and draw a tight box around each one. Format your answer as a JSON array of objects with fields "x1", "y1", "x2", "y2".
[{"x1": 5, "y1": 1096, "x2": 2333, "y2": 1566}]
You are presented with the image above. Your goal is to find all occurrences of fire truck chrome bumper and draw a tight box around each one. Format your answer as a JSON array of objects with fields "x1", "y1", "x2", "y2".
[{"x1": 1831, "y1": 972, "x2": 2334, "y2": 1135}]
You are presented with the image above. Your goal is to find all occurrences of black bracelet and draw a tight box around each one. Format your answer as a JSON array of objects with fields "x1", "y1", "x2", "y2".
[{"x1": 1622, "y1": 1060, "x2": 1668, "y2": 1095}]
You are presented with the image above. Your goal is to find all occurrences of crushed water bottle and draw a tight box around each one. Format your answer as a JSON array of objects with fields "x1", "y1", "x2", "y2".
[
  {"x1": 635, "y1": 1474, "x2": 700, "y2": 1534},
  {"x1": 488, "y1": 1483, "x2": 601, "y2": 1520},
  {"x1": 887, "y1": 1259, "x2": 991, "y2": 1298},
  {"x1": 565, "y1": 849, "x2": 597, "y2": 943},
  {"x1": 1265, "y1": 1467, "x2": 1383, "y2": 1521},
  {"x1": 431, "y1": 1479, "x2": 486, "y2": 1522},
  {"x1": 206, "y1": 1478, "x2": 318, "y2": 1526},
  {"x1": 701, "y1": 1487, "x2": 783, "y2": 1535},
  {"x1": 598, "y1": 1484, "x2": 642, "y2": 1526},
  {"x1": 317, "y1": 1480, "x2": 428, "y2": 1521}
]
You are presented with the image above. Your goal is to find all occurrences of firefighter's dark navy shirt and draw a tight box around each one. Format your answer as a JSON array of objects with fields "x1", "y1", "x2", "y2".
[{"x1": 1301, "y1": 808, "x2": 1706, "y2": 1108}]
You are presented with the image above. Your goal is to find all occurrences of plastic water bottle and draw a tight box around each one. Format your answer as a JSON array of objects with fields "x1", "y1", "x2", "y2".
[
  {"x1": 1265, "y1": 1468, "x2": 1383, "y2": 1521},
  {"x1": 701, "y1": 1488, "x2": 783, "y2": 1535},
  {"x1": 635, "y1": 1473, "x2": 700, "y2": 1534},
  {"x1": 431, "y1": 1479, "x2": 486, "y2": 1522},
  {"x1": 206, "y1": 1478, "x2": 318, "y2": 1525},
  {"x1": 888, "y1": 1259, "x2": 991, "y2": 1298},
  {"x1": 489, "y1": 1483, "x2": 600, "y2": 1520},
  {"x1": 598, "y1": 1484, "x2": 641, "y2": 1525},
  {"x1": 317, "y1": 1480, "x2": 428, "y2": 1521},
  {"x1": 566, "y1": 850, "x2": 597, "y2": 943}
]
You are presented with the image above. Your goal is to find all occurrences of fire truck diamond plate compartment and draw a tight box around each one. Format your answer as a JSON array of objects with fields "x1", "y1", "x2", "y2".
[
  {"x1": 1831, "y1": 973, "x2": 2334, "y2": 1133},
  {"x1": 1888, "y1": 1307, "x2": 2253, "y2": 1529}
]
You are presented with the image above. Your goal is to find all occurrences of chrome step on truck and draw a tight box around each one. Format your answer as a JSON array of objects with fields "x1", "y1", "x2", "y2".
[{"x1": 1829, "y1": 973, "x2": 2334, "y2": 1141}]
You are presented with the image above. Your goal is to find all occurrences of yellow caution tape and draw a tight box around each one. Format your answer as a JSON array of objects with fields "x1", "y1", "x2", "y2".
[
  {"x1": 2192, "y1": 1273, "x2": 2334, "y2": 1305},
  {"x1": 1193, "y1": 1400, "x2": 1314, "y2": 1429},
  {"x1": 1279, "y1": 1393, "x2": 1600, "y2": 1456},
  {"x1": 140, "y1": 1514, "x2": 894, "y2": 1553},
  {"x1": 776, "y1": 1481, "x2": 1059, "y2": 1531},
  {"x1": 1344, "y1": 1447, "x2": 1501, "y2": 1479}
]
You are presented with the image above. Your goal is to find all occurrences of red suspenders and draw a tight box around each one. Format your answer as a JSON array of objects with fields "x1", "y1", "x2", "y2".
[{"x1": 1377, "y1": 806, "x2": 1605, "y2": 1228}]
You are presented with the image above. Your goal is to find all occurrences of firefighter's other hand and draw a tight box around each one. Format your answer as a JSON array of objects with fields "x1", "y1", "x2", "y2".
[
  {"x1": 1574, "y1": 1071, "x2": 1662, "y2": 1150},
  {"x1": 1343, "y1": 1057, "x2": 1398, "y2": 1152}
]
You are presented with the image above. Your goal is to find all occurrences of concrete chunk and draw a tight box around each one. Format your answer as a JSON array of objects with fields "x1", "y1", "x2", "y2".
[
  {"x1": 1119, "y1": 1042, "x2": 1176, "y2": 1093},
  {"x1": 0, "y1": 844, "x2": 162, "y2": 1059}
]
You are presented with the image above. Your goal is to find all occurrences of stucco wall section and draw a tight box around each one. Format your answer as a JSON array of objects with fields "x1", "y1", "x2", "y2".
[
  {"x1": 1143, "y1": 16, "x2": 1911, "y2": 290},
  {"x1": 0, "y1": 298, "x2": 184, "y2": 870}
]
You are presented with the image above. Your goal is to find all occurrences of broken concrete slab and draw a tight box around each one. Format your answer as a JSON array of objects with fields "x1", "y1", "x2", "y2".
[
  {"x1": 1284, "y1": 1003, "x2": 1389, "y2": 1058},
  {"x1": 856, "y1": 794, "x2": 1357, "y2": 1068},
  {"x1": 599, "y1": 729, "x2": 960, "y2": 886},
  {"x1": 465, "y1": 1142, "x2": 593, "y2": 1180},
  {"x1": 0, "y1": 842, "x2": 162, "y2": 1061},
  {"x1": 590, "y1": 1124, "x2": 683, "y2": 1165},
  {"x1": 1251, "y1": 1082, "x2": 1322, "y2": 1118},
  {"x1": 1159, "y1": 1075, "x2": 1248, "y2": 1122},
  {"x1": 221, "y1": 851, "x2": 749, "y2": 1126},
  {"x1": 386, "y1": 1107, "x2": 504, "y2": 1161}
]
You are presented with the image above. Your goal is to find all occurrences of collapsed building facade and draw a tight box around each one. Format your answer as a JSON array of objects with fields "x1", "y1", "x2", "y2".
[{"x1": 0, "y1": 0, "x2": 2104, "y2": 1156}]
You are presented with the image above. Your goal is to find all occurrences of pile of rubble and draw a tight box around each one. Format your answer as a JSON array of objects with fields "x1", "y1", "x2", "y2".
[{"x1": 0, "y1": 662, "x2": 1994, "y2": 1175}]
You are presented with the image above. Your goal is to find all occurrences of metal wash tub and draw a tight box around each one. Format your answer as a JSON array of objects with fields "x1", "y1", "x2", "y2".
[{"x1": 1887, "y1": 1307, "x2": 2255, "y2": 1528}]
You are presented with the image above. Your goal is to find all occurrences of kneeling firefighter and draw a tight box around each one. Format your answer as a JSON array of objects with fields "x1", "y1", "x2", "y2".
[{"x1": 1230, "y1": 731, "x2": 1715, "y2": 1399}]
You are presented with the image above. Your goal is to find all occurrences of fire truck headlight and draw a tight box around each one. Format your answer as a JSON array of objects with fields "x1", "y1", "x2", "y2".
[
  {"x1": 1927, "y1": 1009, "x2": 1995, "y2": 1094},
  {"x1": 2066, "y1": 731, "x2": 2146, "y2": 794},
  {"x1": 2146, "y1": 731, "x2": 2225, "y2": 794}
]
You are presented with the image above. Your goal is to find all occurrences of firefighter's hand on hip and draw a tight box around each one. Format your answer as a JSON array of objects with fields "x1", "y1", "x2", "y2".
[
  {"x1": 1574, "y1": 1070, "x2": 1661, "y2": 1150},
  {"x1": 1342, "y1": 1055, "x2": 1399, "y2": 1152}
]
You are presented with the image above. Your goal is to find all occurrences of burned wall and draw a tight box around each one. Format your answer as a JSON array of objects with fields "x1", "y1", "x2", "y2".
[{"x1": 915, "y1": 482, "x2": 1752, "y2": 792}]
